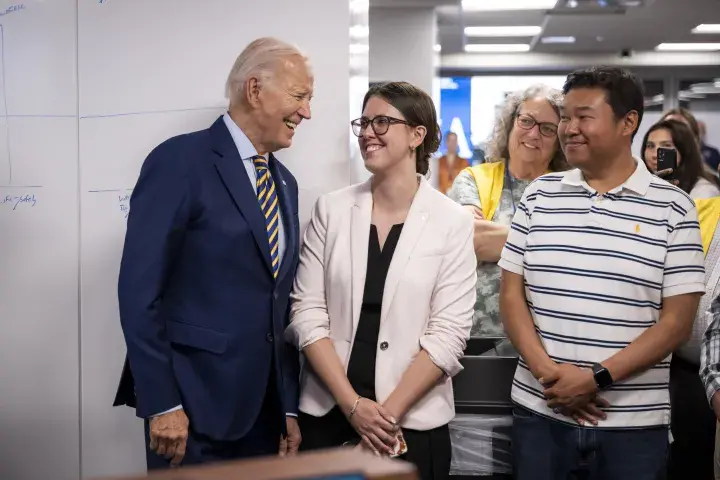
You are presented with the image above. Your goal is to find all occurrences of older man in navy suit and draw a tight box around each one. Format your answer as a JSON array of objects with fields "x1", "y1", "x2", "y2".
[{"x1": 114, "y1": 37, "x2": 312, "y2": 469}]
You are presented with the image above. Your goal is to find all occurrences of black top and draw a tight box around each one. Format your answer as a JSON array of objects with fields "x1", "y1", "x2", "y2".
[{"x1": 346, "y1": 223, "x2": 404, "y2": 401}]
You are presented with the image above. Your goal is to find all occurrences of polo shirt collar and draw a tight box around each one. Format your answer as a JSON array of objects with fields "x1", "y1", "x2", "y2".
[{"x1": 561, "y1": 156, "x2": 651, "y2": 196}]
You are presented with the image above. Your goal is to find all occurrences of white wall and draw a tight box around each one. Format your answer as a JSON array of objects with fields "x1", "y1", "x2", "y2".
[
  {"x1": 369, "y1": 7, "x2": 437, "y2": 185},
  {"x1": 0, "y1": 2, "x2": 79, "y2": 480},
  {"x1": 632, "y1": 111, "x2": 664, "y2": 158},
  {"x1": 0, "y1": 1, "x2": 362, "y2": 479},
  {"x1": 369, "y1": 7, "x2": 437, "y2": 97},
  {"x1": 350, "y1": 0, "x2": 371, "y2": 184}
]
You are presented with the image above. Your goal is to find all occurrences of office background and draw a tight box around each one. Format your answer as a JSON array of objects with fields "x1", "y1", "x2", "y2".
[{"x1": 0, "y1": 0, "x2": 718, "y2": 479}]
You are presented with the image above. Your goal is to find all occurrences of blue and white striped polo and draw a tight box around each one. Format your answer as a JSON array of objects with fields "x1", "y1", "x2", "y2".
[{"x1": 498, "y1": 158, "x2": 705, "y2": 428}]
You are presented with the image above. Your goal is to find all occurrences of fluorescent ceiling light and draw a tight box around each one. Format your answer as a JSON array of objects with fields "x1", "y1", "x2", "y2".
[
  {"x1": 679, "y1": 91, "x2": 707, "y2": 99},
  {"x1": 462, "y1": 0, "x2": 557, "y2": 11},
  {"x1": 464, "y1": 26, "x2": 542, "y2": 37},
  {"x1": 541, "y1": 36, "x2": 576, "y2": 44},
  {"x1": 692, "y1": 24, "x2": 720, "y2": 34},
  {"x1": 349, "y1": 25, "x2": 369, "y2": 39},
  {"x1": 465, "y1": 43, "x2": 531, "y2": 53},
  {"x1": 434, "y1": 44, "x2": 442, "y2": 52},
  {"x1": 349, "y1": 43, "x2": 369, "y2": 54},
  {"x1": 350, "y1": 0, "x2": 368, "y2": 13},
  {"x1": 690, "y1": 83, "x2": 720, "y2": 94},
  {"x1": 655, "y1": 43, "x2": 720, "y2": 51}
]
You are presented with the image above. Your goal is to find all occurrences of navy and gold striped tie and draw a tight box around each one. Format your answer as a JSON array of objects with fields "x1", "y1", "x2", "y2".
[{"x1": 253, "y1": 156, "x2": 280, "y2": 278}]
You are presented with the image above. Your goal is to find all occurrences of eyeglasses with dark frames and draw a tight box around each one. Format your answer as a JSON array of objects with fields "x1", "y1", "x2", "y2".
[
  {"x1": 351, "y1": 115, "x2": 412, "y2": 137},
  {"x1": 515, "y1": 113, "x2": 558, "y2": 138}
]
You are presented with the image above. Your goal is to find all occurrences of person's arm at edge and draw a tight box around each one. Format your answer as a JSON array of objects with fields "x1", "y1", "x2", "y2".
[
  {"x1": 118, "y1": 141, "x2": 190, "y2": 419},
  {"x1": 701, "y1": 294, "x2": 720, "y2": 415}
]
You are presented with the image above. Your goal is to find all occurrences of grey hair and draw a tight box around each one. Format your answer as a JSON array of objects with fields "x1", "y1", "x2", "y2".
[
  {"x1": 225, "y1": 37, "x2": 310, "y2": 107},
  {"x1": 485, "y1": 83, "x2": 568, "y2": 172}
]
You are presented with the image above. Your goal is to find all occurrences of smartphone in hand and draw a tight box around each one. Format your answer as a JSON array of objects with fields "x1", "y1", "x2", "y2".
[{"x1": 656, "y1": 147, "x2": 678, "y2": 175}]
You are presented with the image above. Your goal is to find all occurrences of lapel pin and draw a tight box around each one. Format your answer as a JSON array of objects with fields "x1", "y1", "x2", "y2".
[{"x1": 283, "y1": 180, "x2": 287, "y2": 186}]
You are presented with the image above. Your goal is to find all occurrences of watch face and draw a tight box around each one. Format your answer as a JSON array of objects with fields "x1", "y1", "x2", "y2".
[{"x1": 595, "y1": 368, "x2": 613, "y2": 388}]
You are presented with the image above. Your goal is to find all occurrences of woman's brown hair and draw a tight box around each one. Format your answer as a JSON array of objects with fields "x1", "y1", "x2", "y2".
[
  {"x1": 661, "y1": 108, "x2": 701, "y2": 141},
  {"x1": 641, "y1": 119, "x2": 719, "y2": 194},
  {"x1": 362, "y1": 82, "x2": 441, "y2": 175}
]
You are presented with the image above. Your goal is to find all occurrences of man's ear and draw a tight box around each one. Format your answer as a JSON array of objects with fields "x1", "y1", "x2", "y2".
[
  {"x1": 245, "y1": 77, "x2": 261, "y2": 108},
  {"x1": 623, "y1": 110, "x2": 639, "y2": 138}
]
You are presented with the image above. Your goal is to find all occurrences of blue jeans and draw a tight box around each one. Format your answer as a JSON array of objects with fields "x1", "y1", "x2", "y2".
[{"x1": 512, "y1": 405, "x2": 669, "y2": 480}]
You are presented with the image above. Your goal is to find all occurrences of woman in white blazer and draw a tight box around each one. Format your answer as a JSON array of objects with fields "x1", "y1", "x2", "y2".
[{"x1": 285, "y1": 81, "x2": 477, "y2": 480}]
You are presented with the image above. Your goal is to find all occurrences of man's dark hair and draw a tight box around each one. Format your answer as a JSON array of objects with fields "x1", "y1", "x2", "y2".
[{"x1": 562, "y1": 66, "x2": 645, "y2": 139}]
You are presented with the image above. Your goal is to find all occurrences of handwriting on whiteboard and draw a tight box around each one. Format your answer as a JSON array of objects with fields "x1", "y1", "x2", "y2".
[
  {"x1": 87, "y1": 189, "x2": 132, "y2": 218},
  {"x1": 118, "y1": 193, "x2": 130, "y2": 218},
  {"x1": 1, "y1": 193, "x2": 36, "y2": 210},
  {"x1": 0, "y1": 4, "x2": 25, "y2": 16}
]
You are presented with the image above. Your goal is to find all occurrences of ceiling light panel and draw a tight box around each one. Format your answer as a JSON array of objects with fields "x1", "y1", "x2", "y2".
[
  {"x1": 655, "y1": 43, "x2": 720, "y2": 51},
  {"x1": 462, "y1": 0, "x2": 558, "y2": 11},
  {"x1": 692, "y1": 24, "x2": 720, "y2": 34},
  {"x1": 464, "y1": 26, "x2": 543, "y2": 37},
  {"x1": 464, "y1": 44, "x2": 532, "y2": 52}
]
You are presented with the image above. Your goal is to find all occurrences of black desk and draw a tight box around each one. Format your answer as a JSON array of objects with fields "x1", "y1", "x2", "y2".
[
  {"x1": 454, "y1": 338, "x2": 518, "y2": 415},
  {"x1": 450, "y1": 338, "x2": 518, "y2": 479}
]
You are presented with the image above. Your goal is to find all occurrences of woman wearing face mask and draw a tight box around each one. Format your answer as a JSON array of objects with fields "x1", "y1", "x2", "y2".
[
  {"x1": 285, "y1": 81, "x2": 476, "y2": 480},
  {"x1": 641, "y1": 119, "x2": 720, "y2": 199},
  {"x1": 447, "y1": 84, "x2": 567, "y2": 348}
]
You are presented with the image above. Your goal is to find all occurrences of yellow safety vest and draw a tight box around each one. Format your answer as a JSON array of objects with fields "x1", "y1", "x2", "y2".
[
  {"x1": 465, "y1": 162, "x2": 720, "y2": 256},
  {"x1": 464, "y1": 162, "x2": 507, "y2": 221},
  {"x1": 695, "y1": 197, "x2": 720, "y2": 256}
]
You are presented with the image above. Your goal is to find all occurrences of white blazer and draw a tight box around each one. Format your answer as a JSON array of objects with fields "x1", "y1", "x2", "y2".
[{"x1": 285, "y1": 175, "x2": 477, "y2": 430}]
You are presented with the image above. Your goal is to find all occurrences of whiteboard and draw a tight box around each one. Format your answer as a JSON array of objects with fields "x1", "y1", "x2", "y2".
[
  {"x1": 77, "y1": 0, "x2": 355, "y2": 478},
  {"x1": 0, "y1": 1, "x2": 80, "y2": 480},
  {"x1": 0, "y1": 0, "x2": 358, "y2": 479}
]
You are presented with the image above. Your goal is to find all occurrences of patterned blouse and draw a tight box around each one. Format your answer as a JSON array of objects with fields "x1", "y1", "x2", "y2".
[{"x1": 447, "y1": 167, "x2": 532, "y2": 338}]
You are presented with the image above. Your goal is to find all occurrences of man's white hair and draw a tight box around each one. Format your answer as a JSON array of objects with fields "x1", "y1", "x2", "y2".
[{"x1": 225, "y1": 37, "x2": 309, "y2": 107}]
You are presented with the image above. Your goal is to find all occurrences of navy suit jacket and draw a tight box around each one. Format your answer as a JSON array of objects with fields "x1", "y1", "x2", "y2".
[{"x1": 114, "y1": 116, "x2": 301, "y2": 441}]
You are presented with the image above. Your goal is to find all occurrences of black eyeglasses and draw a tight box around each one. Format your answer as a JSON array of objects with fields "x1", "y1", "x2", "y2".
[
  {"x1": 515, "y1": 114, "x2": 558, "y2": 138},
  {"x1": 351, "y1": 115, "x2": 412, "y2": 137}
]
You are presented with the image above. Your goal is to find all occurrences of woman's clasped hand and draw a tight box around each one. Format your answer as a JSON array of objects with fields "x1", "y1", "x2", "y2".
[{"x1": 344, "y1": 396, "x2": 400, "y2": 455}]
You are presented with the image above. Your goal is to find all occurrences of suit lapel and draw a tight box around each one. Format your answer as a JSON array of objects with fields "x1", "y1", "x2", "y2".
[
  {"x1": 351, "y1": 180, "x2": 373, "y2": 336},
  {"x1": 210, "y1": 117, "x2": 273, "y2": 274},
  {"x1": 381, "y1": 177, "x2": 432, "y2": 323},
  {"x1": 270, "y1": 155, "x2": 296, "y2": 283}
]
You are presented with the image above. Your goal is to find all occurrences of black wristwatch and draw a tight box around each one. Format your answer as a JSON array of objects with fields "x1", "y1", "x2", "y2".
[{"x1": 591, "y1": 363, "x2": 614, "y2": 389}]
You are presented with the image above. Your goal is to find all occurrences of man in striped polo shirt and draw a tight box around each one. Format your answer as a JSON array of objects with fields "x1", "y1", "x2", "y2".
[{"x1": 499, "y1": 66, "x2": 705, "y2": 479}]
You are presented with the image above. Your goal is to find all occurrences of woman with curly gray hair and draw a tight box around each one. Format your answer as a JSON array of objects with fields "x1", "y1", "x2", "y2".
[{"x1": 448, "y1": 83, "x2": 567, "y2": 349}]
